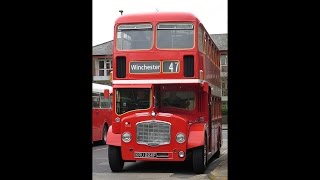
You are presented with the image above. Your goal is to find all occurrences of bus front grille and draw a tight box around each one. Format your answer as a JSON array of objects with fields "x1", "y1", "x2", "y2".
[{"x1": 136, "y1": 120, "x2": 171, "y2": 146}]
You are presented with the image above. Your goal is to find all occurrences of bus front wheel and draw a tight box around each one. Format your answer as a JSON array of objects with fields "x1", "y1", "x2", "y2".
[
  {"x1": 108, "y1": 145, "x2": 124, "y2": 172},
  {"x1": 193, "y1": 144, "x2": 207, "y2": 174}
]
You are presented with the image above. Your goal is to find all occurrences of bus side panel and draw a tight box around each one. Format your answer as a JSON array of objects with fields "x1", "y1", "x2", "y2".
[
  {"x1": 92, "y1": 109, "x2": 100, "y2": 141},
  {"x1": 106, "y1": 125, "x2": 121, "y2": 146},
  {"x1": 187, "y1": 123, "x2": 206, "y2": 149},
  {"x1": 104, "y1": 108, "x2": 112, "y2": 127},
  {"x1": 94, "y1": 108, "x2": 106, "y2": 141}
]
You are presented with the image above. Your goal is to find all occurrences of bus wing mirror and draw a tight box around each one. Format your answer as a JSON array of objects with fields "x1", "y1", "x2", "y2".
[{"x1": 104, "y1": 89, "x2": 110, "y2": 98}]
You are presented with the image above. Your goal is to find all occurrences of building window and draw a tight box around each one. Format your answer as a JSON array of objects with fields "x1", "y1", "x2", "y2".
[
  {"x1": 222, "y1": 82, "x2": 225, "y2": 89},
  {"x1": 220, "y1": 55, "x2": 228, "y2": 65},
  {"x1": 222, "y1": 102, "x2": 228, "y2": 110},
  {"x1": 221, "y1": 80, "x2": 227, "y2": 89},
  {"x1": 221, "y1": 66, "x2": 228, "y2": 72},
  {"x1": 222, "y1": 89, "x2": 228, "y2": 96},
  {"x1": 97, "y1": 58, "x2": 112, "y2": 76}
]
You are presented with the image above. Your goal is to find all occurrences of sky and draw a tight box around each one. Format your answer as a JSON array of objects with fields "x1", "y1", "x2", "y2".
[{"x1": 92, "y1": 0, "x2": 228, "y2": 46}]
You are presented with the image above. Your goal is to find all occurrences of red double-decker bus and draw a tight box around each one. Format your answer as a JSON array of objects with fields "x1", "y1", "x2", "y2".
[
  {"x1": 92, "y1": 83, "x2": 112, "y2": 144},
  {"x1": 105, "y1": 12, "x2": 222, "y2": 173}
]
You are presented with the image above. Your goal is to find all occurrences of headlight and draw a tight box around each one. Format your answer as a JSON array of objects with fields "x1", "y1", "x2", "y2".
[
  {"x1": 176, "y1": 133, "x2": 186, "y2": 143},
  {"x1": 122, "y1": 132, "x2": 132, "y2": 143},
  {"x1": 178, "y1": 151, "x2": 185, "y2": 158}
]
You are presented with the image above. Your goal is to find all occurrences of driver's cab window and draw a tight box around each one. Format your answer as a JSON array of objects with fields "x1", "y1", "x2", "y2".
[
  {"x1": 115, "y1": 88, "x2": 151, "y2": 114},
  {"x1": 161, "y1": 91, "x2": 195, "y2": 110}
]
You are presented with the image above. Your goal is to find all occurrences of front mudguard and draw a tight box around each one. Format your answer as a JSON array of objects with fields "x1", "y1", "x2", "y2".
[
  {"x1": 187, "y1": 123, "x2": 206, "y2": 149},
  {"x1": 106, "y1": 125, "x2": 121, "y2": 146}
]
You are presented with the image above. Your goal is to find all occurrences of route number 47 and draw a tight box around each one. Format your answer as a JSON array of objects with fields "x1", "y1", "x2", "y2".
[{"x1": 168, "y1": 62, "x2": 179, "y2": 72}]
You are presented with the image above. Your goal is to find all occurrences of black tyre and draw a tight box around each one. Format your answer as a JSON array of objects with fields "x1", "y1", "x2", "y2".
[
  {"x1": 101, "y1": 125, "x2": 107, "y2": 145},
  {"x1": 108, "y1": 145, "x2": 124, "y2": 172},
  {"x1": 192, "y1": 144, "x2": 207, "y2": 174},
  {"x1": 213, "y1": 145, "x2": 220, "y2": 158},
  {"x1": 213, "y1": 135, "x2": 221, "y2": 158}
]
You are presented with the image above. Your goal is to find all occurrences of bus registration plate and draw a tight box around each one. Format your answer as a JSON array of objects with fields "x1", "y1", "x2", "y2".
[{"x1": 134, "y1": 152, "x2": 157, "y2": 158}]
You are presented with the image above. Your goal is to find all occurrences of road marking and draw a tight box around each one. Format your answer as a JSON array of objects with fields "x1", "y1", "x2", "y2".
[
  {"x1": 98, "y1": 162, "x2": 109, "y2": 165},
  {"x1": 93, "y1": 147, "x2": 108, "y2": 152},
  {"x1": 221, "y1": 149, "x2": 227, "y2": 155}
]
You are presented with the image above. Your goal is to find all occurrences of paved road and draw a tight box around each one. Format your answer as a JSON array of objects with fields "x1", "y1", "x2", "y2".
[{"x1": 93, "y1": 130, "x2": 228, "y2": 180}]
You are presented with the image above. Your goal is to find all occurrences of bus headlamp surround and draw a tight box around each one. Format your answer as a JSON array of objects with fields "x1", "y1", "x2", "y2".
[
  {"x1": 122, "y1": 132, "x2": 132, "y2": 143},
  {"x1": 176, "y1": 132, "x2": 186, "y2": 143}
]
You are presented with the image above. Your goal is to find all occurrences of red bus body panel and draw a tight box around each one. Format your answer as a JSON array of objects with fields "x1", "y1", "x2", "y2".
[
  {"x1": 120, "y1": 112, "x2": 188, "y2": 161},
  {"x1": 107, "y1": 12, "x2": 223, "y2": 164},
  {"x1": 92, "y1": 108, "x2": 112, "y2": 142},
  {"x1": 106, "y1": 126, "x2": 121, "y2": 146},
  {"x1": 187, "y1": 123, "x2": 206, "y2": 149},
  {"x1": 92, "y1": 83, "x2": 112, "y2": 142},
  {"x1": 115, "y1": 12, "x2": 198, "y2": 24}
]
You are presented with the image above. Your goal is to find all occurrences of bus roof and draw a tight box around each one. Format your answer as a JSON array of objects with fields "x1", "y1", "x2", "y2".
[
  {"x1": 115, "y1": 12, "x2": 199, "y2": 24},
  {"x1": 92, "y1": 83, "x2": 112, "y2": 94}
]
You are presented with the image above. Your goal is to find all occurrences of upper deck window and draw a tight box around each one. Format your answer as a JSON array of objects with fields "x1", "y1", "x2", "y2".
[
  {"x1": 116, "y1": 23, "x2": 153, "y2": 50},
  {"x1": 157, "y1": 23, "x2": 194, "y2": 49}
]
